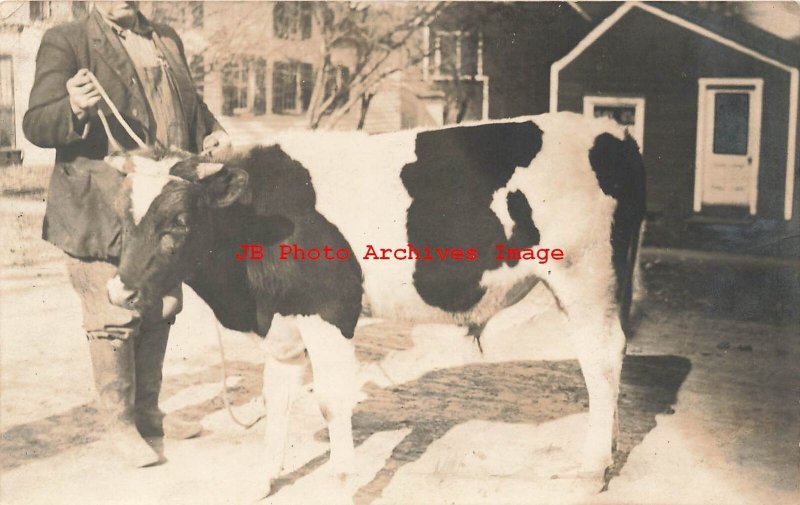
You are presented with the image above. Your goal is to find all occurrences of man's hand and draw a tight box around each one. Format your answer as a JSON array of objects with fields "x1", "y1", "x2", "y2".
[
  {"x1": 66, "y1": 69, "x2": 101, "y2": 121},
  {"x1": 202, "y1": 130, "x2": 233, "y2": 158}
]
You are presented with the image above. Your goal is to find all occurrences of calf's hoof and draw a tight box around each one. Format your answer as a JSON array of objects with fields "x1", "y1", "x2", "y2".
[{"x1": 252, "y1": 480, "x2": 274, "y2": 503}]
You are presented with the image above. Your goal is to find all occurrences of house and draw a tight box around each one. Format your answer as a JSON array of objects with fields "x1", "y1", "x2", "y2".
[
  {"x1": 428, "y1": 2, "x2": 604, "y2": 123},
  {"x1": 0, "y1": 1, "x2": 599, "y2": 163},
  {"x1": 0, "y1": 1, "x2": 386, "y2": 162},
  {"x1": 551, "y1": 1, "x2": 800, "y2": 231},
  {"x1": 147, "y1": 1, "x2": 457, "y2": 142},
  {"x1": 3, "y1": 1, "x2": 798, "y2": 250}
]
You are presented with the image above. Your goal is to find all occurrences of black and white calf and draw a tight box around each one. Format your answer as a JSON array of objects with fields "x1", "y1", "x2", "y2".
[{"x1": 104, "y1": 113, "x2": 645, "y2": 492}]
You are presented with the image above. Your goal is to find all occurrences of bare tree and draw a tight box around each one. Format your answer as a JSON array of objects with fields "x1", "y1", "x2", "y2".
[
  {"x1": 304, "y1": 2, "x2": 445, "y2": 129},
  {"x1": 151, "y1": 1, "x2": 444, "y2": 130}
]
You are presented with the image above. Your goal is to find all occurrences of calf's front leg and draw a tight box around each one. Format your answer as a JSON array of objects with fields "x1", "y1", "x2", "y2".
[
  {"x1": 259, "y1": 317, "x2": 307, "y2": 497},
  {"x1": 296, "y1": 315, "x2": 357, "y2": 482}
]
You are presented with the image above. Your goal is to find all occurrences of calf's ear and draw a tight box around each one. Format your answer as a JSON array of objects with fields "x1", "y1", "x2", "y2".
[{"x1": 203, "y1": 167, "x2": 249, "y2": 208}]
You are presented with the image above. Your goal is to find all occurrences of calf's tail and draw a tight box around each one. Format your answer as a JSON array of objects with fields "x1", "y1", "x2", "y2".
[
  {"x1": 589, "y1": 130, "x2": 647, "y2": 335},
  {"x1": 613, "y1": 135, "x2": 647, "y2": 334}
]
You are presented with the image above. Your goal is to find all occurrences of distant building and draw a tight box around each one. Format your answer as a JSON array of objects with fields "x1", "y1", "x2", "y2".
[
  {"x1": 0, "y1": 1, "x2": 595, "y2": 163},
  {"x1": 552, "y1": 2, "x2": 800, "y2": 226},
  {"x1": 3, "y1": 1, "x2": 799, "y2": 242}
]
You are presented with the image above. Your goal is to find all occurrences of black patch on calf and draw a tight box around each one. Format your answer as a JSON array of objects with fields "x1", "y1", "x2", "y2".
[
  {"x1": 401, "y1": 121, "x2": 543, "y2": 312},
  {"x1": 589, "y1": 133, "x2": 646, "y2": 323},
  {"x1": 187, "y1": 235, "x2": 260, "y2": 332},
  {"x1": 186, "y1": 210, "x2": 296, "y2": 333},
  {"x1": 504, "y1": 190, "x2": 540, "y2": 267},
  {"x1": 189, "y1": 146, "x2": 363, "y2": 338}
]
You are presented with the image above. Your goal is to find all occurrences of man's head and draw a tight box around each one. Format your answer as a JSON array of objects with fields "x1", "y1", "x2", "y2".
[
  {"x1": 95, "y1": 2, "x2": 140, "y2": 28},
  {"x1": 104, "y1": 149, "x2": 248, "y2": 309}
]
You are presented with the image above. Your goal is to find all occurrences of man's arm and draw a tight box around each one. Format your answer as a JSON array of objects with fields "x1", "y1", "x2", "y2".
[{"x1": 23, "y1": 27, "x2": 92, "y2": 148}]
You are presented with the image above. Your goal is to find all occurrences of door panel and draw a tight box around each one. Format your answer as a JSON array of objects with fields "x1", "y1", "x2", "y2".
[{"x1": 696, "y1": 80, "x2": 762, "y2": 213}]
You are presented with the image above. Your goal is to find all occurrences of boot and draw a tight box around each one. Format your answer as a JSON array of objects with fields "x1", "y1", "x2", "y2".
[
  {"x1": 88, "y1": 335, "x2": 161, "y2": 467},
  {"x1": 134, "y1": 321, "x2": 203, "y2": 440}
]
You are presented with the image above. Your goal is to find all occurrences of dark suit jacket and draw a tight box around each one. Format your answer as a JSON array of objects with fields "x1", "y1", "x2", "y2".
[{"x1": 23, "y1": 9, "x2": 224, "y2": 260}]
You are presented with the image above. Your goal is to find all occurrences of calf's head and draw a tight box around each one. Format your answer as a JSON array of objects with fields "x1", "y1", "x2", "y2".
[{"x1": 104, "y1": 150, "x2": 248, "y2": 309}]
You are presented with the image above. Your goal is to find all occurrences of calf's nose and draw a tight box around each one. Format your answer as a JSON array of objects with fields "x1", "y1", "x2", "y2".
[{"x1": 107, "y1": 275, "x2": 139, "y2": 307}]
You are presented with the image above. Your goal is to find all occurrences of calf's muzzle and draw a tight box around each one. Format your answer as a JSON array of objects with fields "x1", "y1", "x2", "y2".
[{"x1": 107, "y1": 275, "x2": 139, "y2": 308}]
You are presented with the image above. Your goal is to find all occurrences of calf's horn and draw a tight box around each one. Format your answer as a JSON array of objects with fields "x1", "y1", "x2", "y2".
[{"x1": 197, "y1": 163, "x2": 225, "y2": 180}]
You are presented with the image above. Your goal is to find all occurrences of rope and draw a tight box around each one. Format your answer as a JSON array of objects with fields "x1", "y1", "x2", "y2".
[
  {"x1": 90, "y1": 68, "x2": 251, "y2": 427},
  {"x1": 90, "y1": 71, "x2": 253, "y2": 428},
  {"x1": 96, "y1": 109, "x2": 124, "y2": 154},
  {"x1": 214, "y1": 320, "x2": 264, "y2": 429},
  {"x1": 87, "y1": 71, "x2": 148, "y2": 149}
]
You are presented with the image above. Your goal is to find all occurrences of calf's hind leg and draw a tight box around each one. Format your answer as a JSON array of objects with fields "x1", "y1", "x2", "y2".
[
  {"x1": 549, "y1": 269, "x2": 625, "y2": 480},
  {"x1": 296, "y1": 315, "x2": 357, "y2": 480}
]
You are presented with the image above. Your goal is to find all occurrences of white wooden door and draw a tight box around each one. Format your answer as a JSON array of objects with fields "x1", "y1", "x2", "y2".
[{"x1": 696, "y1": 79, "x2": 762, "y2": 213}]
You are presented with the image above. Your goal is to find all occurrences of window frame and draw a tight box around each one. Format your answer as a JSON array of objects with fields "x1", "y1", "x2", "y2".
[
  {"x1": 273, "y1": 2, "x2": 313, "y2": 41},
  {"x1": 582, "y1": 95, "x2": 646, "y2": 151},
  {"x1": 272, "y1": 61, "x2": 315, "y2": 115},
  {"x1": 29, "y1": 1, "x2": 53, "y2": 21},
  {"x1": 423, "y1": 27, "x2": 490, "y2": 121},
  {"x1": 427, "y1": 29, "x2": 484, "y2": 80},
  {"x1": 222, "y1": 57, "x2": 267, "y2": 117}
]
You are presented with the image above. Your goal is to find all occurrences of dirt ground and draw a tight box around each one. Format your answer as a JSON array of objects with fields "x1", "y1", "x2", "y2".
[{"x1": 1, "y1": 197, "x2": 798, "y2": 505}]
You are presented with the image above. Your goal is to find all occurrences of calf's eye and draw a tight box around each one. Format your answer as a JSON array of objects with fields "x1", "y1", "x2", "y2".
[
  {"x1": 160, "y1": 234, "x2": 177, "y2": 254},
  {"x1": 175, "y1": 213, "x2": 189, "y2": 228}
]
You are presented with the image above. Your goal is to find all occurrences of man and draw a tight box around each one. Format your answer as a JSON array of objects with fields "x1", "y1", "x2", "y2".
[{"x1": 23, "y1": 2, "x2": 231, "y2": 467}]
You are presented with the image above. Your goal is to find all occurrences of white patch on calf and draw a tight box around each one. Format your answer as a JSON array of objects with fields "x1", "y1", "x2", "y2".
[
  {"x1": 480, "y1": 113, "x2": 620, "y2": 293},
  {"x1": 125, "y1": 156, "x2": 185, "y2": 225},
  {"x1": 295, "y1": 315, "x2": 357, "y2": 477},
  {"x1": 261, "y1": 333, "x2": 307, "y2": 489},
  {"x1": 273, "y1": 113, "x2": 626, "y2": 325},
  {"x1": 196, "y1": 162, "x2": 224, "y2": 179},
  {"x1": 259, "y1": 313, "x2": 358, "y2": 491},
  {"x1": 276, "y1": 130, "x2": 423, "y2": 318},
  {"x1": 490, "y1": 187, "x2": 514, "y2": 239}
]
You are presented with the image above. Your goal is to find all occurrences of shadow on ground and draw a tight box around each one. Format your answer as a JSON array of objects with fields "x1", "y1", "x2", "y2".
[
  {"x1": 1, "y1": 353, "x2": 690, "y2": 503},
  {"x1": 270, "y1": 354, "x2": 691, "y2": 503},
  {"x1": 0, "y1": 361, "x2": 260, "y2": 472}
]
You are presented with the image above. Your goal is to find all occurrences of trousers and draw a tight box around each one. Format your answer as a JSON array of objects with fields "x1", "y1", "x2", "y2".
[{"x1": 66, "y1": 259, "x2": 182, "y2": 339}]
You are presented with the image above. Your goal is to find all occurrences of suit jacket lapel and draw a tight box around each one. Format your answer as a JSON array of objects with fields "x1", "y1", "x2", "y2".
[{"x1": 86, "y1": 10, "x2": 149, "y2": 131}]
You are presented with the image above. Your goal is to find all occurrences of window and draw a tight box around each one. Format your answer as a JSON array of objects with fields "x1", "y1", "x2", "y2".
[
  {"x1": 223, "y1": 61, "x2": 247, "y2": 115},
  {"x1": 426, "y1": 29, "x2": 488, "y2": 122},
  {"x1": 583, "y1": 96, "x2": 646, "y2": 151},
  {"x1": 29, "y1": 1, "x2": 52, "y2": 21},
  {"x1": 272, "y1": 61, "x2": 314, "y2": 114},
  {"x1": 222, "y1": 58, "x2": 266, "y2": 116},
  {"x1": 273, "y1": 2, "x2": 312, "y2": 40},
  {"x1": 0, "y1": 56, "x2": 15, "y2": 149},
  {"x1": 430, "y1": 30, "x2": 482, "y2": 78},
  {"x1": 712, "y1": 93, "x2": 749, "y2": 155},
  {"x1": 151, "y1": 2, "x2": 203, "y2": 29}
]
